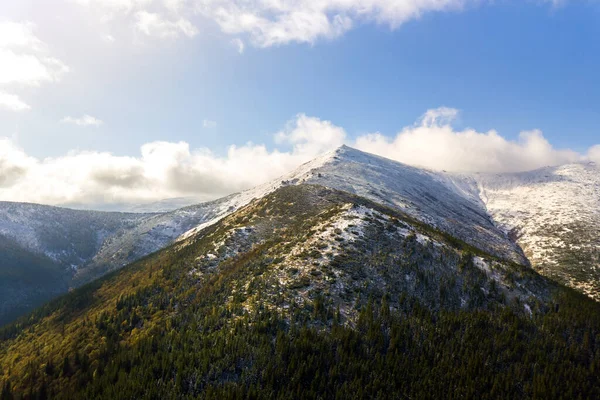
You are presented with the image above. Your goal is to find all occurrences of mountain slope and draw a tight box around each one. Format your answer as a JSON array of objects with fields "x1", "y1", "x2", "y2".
[
  {"x1": 198, "y1": 145, "x2": 597, "y2": 300},
  {"x1": 180, "y1": 145, "x2": 527, "y2": 266},
  {"x1": 0, "y1": 184, "x2": 598, "y2": 399},
  {"x1": 0, "y1": 196, "x2": 261, "y2": 324},
  {"x1": 2, "y1": 145, "x2": 599, "y2": 328},
  {"x1": 0, "y1": 235, "x2": 68, "y2": 326},
  {"x1": 476, "y1": 162, "x2": 600, "y2": 300}
]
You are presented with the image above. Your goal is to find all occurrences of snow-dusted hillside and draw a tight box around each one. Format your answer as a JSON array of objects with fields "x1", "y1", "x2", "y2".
[
  {"x1": 0, "y1": 196, "x2": 261, "y2": 287},
  {"x1": 2, "y1": 144, "x2": 599, "y2": 324},
  {"x1": 180, "y1": 145, "x2": 527, "y2": 266},
  {"x1": 298, "y1": 146, "x2": 527, "y2": 264},
  {"x1": 1, "y1": 145, "x2": 526, "y2": 286},
  {"x1": 178, "y1": 184, "x2": 551, "y2": 322},
  {"x1": 0, "y1": 202, "x2": 148, "y2": 268},
  {"x1": 178, "y1": 145, "x2": 600, "y2": 301},
  {"x1": 475, "y1": 162, "x2": 600, "y2": 300}
]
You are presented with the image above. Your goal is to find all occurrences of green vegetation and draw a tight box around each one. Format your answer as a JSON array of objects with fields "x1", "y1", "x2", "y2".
[{"x1": 0, "y1": 185, "x2": 598, "y2": 399}]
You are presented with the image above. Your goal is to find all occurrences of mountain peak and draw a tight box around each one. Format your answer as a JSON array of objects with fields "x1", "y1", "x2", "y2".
[{"x1": 333, "y1": 144, "x2": 354, "y2": 154}]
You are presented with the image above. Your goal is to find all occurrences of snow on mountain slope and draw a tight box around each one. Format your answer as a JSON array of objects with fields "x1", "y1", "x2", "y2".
[
  {"x1": 67, "y1": 197, "x2": 204, "y2": 213},
  {"x1": 0, "y1": 197, "x2": 271, "y2": 287},
  {"x1": 76, "y1": 195, "x2": 245, "y2": 283},
  {"x1": 3, "y1": 143, "x2": 598, "y2": 317},
  {"x1": 0, "y1": 197, "x2": 267, "y2": 323},
  {"x1": 300, "y1": 146, "x2": 527, "y2": 264},
  {"x1": 0, "y1": 202, "x2": 149, "y2": 268},
  {"x1": 177, "y1": 148, "x2": 334, "y2": 240},
  {"x1": 179, "y1": 145, "x2": 527, "y2": 266},
  {"x1": 476, "y1": 162, "x2": 600, "y2": 300},
  {"x1": 178, "y1": 146, "x2": 600, "y2": 301}
]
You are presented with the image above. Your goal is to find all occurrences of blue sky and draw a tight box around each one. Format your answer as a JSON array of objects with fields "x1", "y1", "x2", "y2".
[{"x1": 1, "y1": 0, "x2": 599, "y2": 207}]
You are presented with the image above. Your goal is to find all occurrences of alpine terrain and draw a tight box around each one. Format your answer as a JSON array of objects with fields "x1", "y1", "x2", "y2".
[
  {"x1": 0, "y1": 146, "x2": 599, "y2": 399},
  {"x1": 0, "y1": 195, "x2": 250, "y2": 325},
  {"x1": 1, "y1": 145, "x2": 599, "y2": 324}
]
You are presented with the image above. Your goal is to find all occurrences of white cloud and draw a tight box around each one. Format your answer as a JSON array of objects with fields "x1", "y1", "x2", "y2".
[
  {"x1": 61, "y1": 114, "x2": 104, "y2": 126},
  {"x1": 69, "y1": 0, "x2": 571, "y2": 49},
  {"x1": 231, "y1": 38, "x2": 244, "y2": 53},
  {"x1": 0, "y1": 22, "x2": 69, "y2": 87},
  {"x1": 0, "y1": 92, "x2": 31, "y2": 112},
  {"x1": 0, "y1": 21, "x2": 68, "y2": 110},
  {"x1": 354, "y1": 107, "x2": 582, "y2": 173},
  {"x1": 135, "y1": 11, "x2": 198, "y2": 38},
  {"x1": 275, "y1": 113, "x2": 346, "y2": 156},
  {"x1": 0, "y1": 138, "x2": 312, "y2": 205},
  {"x1": 0, "y1": 50, "x2": 68, "y2": 86},
  {"x1": 202, "y1": 119, "x2": 217, "y2": 128},
  {"x1": 588, "y1": 145, "x2": 600, "y2": 164},
  {"x1": 0, "y1": 138, "x2": 37, "y2": 187},
  {"x1": 0, "y1": 21, "x2": 44, "y2": 50},
  {"x1": 67, "y1": 0, "x2": 475, "y2": 48},
  {"x1": 0, "y1": 108, "x2": 597, "y2": 207},
  {"x1": 191, "y1": 0, "x2": 473, "y2": 47}
]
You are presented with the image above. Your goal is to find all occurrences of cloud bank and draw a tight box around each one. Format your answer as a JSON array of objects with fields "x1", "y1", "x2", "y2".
[
  {"x1": 1, "y1": 107, "x2": 598, "y2": 208},
  {"x1": 355, "y1": 109, "x2": 583, "y2": 173}
]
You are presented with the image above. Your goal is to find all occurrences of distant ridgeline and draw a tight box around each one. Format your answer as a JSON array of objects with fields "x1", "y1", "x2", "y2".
[{"x1": 0, "y1": 184, "x2": 599, "y2": 399}]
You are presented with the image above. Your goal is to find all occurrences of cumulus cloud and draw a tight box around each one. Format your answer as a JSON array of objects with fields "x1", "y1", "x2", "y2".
[
  {"x1": 0, "y1": 138, "x2": 313, "y2": 206},
  {"x1": 275, "y1": 113, "x2": 346, "y2": 156},
  {"x1": 0, "y1": 92, "x2": 31, "y2": 112},
  {"x1": 0, "y1": 108, "x2": 597, "y2": 208},
  {"x1": 588, "y1": 145, "x2": 600, "y2": 164},
  {"x1": 0, "y1": 138, "x2": 37, "y2": 187},
  {"x1": 354, "y1": 108, "x2": 582, "y2": 173},
  {"x1": 61, "y1": 115, "x2": 104, "y2": 126}
]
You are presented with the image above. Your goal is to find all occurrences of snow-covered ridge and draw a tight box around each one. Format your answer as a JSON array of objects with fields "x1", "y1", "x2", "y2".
[
  {"x1": 1, "y1": 145, "x2": 598, "y2": 301},
  {"x1": 178, "y1": 145, "x2": 526, "y2": 265},
  {"x1": 177, "y1": 146, "x2": 600, "y2": 300},
  {"x1": 474, "y1": 162, "x2": 600, "y2": 299}
]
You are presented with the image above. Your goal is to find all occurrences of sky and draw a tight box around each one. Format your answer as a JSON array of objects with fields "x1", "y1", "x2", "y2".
[{"x1": 0, "y1": 0, "x2": 600, "y2": 208}]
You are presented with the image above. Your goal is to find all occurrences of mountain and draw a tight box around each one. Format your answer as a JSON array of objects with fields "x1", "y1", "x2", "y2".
[
  {"x1": 179, "y1": 145, "x2": 527, "y2": 264},
  {"x1": 0, "y1": 147, "x2": 599, "y2": 398},
  {"x1": 179, "y1": 146, "x2": 600, "y2": 301},
  {"x1": 475, "y1": 162, "x2": 600, "y2": 300},
  {"x1": 2, "y1": 145, "x2": 599, "y2": 326},
  {"x1": 0, "y1": 196, "x2": 252, "y2": 325},
  {"x1": 67, "y1": 197, "x2": 206, "y2": 213},
  {"x1": 0, "y1": 183, "x2": 598, "y2": 399},
  {"x1": 0, "y1": 235, "x2": 68, "y2": 326}
]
